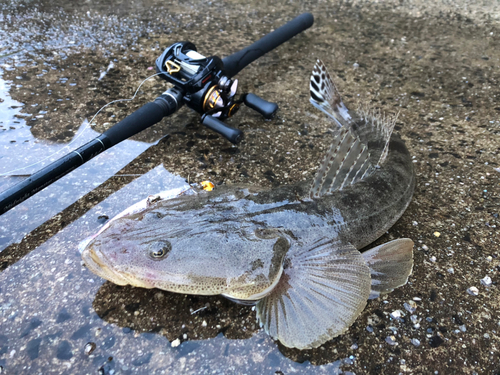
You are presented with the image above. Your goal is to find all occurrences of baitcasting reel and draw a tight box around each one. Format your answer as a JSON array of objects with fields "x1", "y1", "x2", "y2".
[
  {"x1": 0, "y1": 13, "x2": 314, "y2": 214},
  {"x1": 155, "y1": 42, "x2": 278, "y2": 144}
]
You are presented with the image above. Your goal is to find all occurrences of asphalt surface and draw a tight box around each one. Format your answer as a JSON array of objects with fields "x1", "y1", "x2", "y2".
[{"x1": 0, "y1": 1, "x2": 499, "y2": 374}]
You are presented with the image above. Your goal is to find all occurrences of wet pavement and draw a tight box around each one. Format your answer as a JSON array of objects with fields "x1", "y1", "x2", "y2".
[{"x1": 0, "y1": 0, "x2": 499, "y2": 374}]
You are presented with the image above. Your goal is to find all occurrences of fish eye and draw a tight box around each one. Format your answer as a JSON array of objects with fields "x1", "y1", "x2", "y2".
[
  {"x1": 152, "y1": 249, "x2": 165, "y2": 258},
  {"x1": 149, "y1": 240, "x2": 172, "y2": 260}
]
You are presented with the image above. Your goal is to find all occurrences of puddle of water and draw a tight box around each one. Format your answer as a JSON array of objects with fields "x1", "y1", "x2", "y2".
[
  {"x1": 0, "y1": 118, "x2": 101, "y2": 181},
  {"x1": 0, "y1": 68, "x2": 167, "y2": 250},
  {"x1": 0, "y1": 142, "x2": 153, "y2": 250},
  {"x1": 0, "y1": 69, "x2": 30, "y2": 168}
]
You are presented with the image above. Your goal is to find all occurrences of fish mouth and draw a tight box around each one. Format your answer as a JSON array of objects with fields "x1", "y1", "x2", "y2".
[
  {"x1": 81, "y1": 245, "x2": 128, "y2": 286},
  {"x1": 81, "y1": 245, "x2": 154, "y2": 288}
]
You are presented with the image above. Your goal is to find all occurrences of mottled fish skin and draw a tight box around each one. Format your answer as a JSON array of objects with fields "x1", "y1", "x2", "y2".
[
  {"x1": 81, "y1": 59, "x2": 416, "y2": 349},
  {"x1": 82, "y1": 131, "x2": 414, "y2": 294}
]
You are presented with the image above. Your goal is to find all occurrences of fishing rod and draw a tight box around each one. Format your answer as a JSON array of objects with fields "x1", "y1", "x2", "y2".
[{"x1": 0, "y1": 12, "x2": 314, "y2": 215}]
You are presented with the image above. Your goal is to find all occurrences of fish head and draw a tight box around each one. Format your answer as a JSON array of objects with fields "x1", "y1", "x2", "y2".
[{"x1": 81, "y1": 198, "x2": 291, "y2": 301}]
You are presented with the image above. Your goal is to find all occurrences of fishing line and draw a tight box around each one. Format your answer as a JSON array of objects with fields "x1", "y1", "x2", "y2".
[{"x1": 0, "y1": 71, "x2": 164, "y2": 177}]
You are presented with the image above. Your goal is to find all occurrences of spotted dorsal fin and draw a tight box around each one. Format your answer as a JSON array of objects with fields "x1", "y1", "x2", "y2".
[
  {"x1": 309, "y1": 59, "x2": 405, "y2": 198},
  {"x1": 309, "y1": 126, "x2": 375, "y2": 199},
  {"x1": 309, "y1": 59, "x2": 352, "y2": 127}
]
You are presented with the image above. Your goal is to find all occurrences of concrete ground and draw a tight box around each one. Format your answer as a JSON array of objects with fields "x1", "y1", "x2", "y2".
[{"x1": 0, "y1": 0, "x2": 498, "y2": 374}]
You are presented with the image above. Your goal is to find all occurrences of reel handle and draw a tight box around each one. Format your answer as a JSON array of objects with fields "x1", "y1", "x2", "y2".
[
  {"x1": 201, "y1": 114, "x2": 243, "y2": 144},
  {"x1": 244, "y1": 93, "x2": 278, "y2": 119}
]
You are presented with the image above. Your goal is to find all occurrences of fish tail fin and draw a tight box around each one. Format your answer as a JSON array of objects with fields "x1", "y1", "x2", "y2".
[
  {"x1": 255, "y1": 239, "x2": 371, "y2": 349},
  {"x1": 309, "y1": 59, "x2": 353, "y2": 127},
  {"x1": 362, "y1": 238, "x2": 414, "y2": 299}
]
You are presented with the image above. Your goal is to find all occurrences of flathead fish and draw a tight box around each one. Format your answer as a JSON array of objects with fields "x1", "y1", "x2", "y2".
[{"x1": 81, "y1": 60, "x2": 416, "y2": 349}]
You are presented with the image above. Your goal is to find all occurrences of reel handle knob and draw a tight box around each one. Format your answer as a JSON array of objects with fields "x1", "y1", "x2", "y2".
[
  {"x1": 201, "y1": 114, "x2": 243, "y2": 144},
  {"x1": 244, "y1": 93, "x2": 278, "y2": 120}
]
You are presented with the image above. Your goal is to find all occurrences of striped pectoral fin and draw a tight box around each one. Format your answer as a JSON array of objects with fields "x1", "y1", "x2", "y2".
[
  {"x1": 255, "y1": 239, "x2": 371, "y2": 350},
  {"x1": 362, "y1": 238, "x2": 414, "y2": 299},
  {"x1": 309, "y1": 126, "x2": 375, "y2": 198}
]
